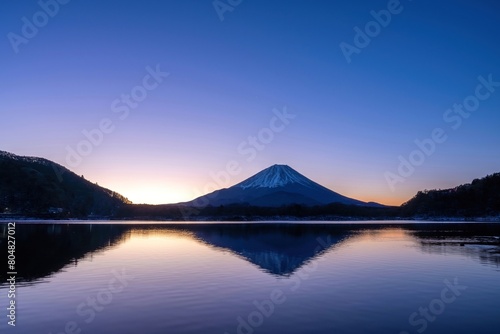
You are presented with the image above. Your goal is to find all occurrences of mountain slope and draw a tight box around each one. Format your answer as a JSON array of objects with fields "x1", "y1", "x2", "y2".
[
  {"x1": 401, "y1": 173, "x2": 500, "y2": 217},
  {"x1": 186, "y1": 164, "x2": 374, "y2": 207},
  {"x1": 0, "y1": 150, "x2": 131, "y2": 217}
]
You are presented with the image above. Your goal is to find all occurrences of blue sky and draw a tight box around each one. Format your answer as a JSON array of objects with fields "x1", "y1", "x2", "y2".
[{"x1": 1, "y1": 0, "x2": 499, "y2": 205}]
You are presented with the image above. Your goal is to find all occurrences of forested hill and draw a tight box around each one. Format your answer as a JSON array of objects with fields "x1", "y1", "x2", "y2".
[
  {"x1": 0, "y1": 151, "x2": 131, "y2": 217},
  {"x1": 401, "y1": 173, "x2": 500, "y2": 218}
]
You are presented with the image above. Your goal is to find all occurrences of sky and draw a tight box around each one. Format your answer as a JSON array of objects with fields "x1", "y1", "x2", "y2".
[{"x1": 1, "y1": 0, "x2": 499, "y2": 205}]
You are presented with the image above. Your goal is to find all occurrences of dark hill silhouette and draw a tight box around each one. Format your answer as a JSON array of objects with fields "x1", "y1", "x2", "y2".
[
  {"x1": 401, "y1": 173, "x2": 500, "y2": 218},
  {"x1": 0, "y1": 151, "x2": 130, "y2": 217}
]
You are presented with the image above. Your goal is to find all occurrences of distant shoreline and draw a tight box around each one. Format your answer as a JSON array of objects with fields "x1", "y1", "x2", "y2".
[{"x1": 1, "y1": 217, "x2": 500, "y2": 223}]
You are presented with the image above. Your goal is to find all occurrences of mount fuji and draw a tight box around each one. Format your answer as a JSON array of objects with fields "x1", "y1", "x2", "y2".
[{"x1": 186, "y1": 164, "x2": 380, "y2": 207}]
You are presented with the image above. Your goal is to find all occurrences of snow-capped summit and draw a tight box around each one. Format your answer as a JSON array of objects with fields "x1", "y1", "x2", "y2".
[
  {"x1": 186, "y1": 164, "x2": 376, "y2": 207},
  {"x1": 237, "y1": 165, "x2": 315, "y2": 189}
]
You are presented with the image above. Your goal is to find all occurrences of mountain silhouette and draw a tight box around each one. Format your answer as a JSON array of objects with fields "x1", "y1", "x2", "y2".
[{"x1": 186, "y1": 164, "x2": 379, "y2": 207}]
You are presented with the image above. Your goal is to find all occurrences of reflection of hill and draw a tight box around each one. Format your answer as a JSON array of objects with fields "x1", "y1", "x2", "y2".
[
  {"x1": 0, "y1": 224, "x2": 130, "y2": 284},
  {"x1": 407, "y1": 223, "x2": 500, "y2": 268},
  {"x1": 191, "y1": 224, "x2": 353, "y2": 276}
]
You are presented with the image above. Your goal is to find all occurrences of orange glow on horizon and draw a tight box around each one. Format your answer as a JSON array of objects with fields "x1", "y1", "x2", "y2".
[
  {"x1": 82, "y1": 160, "x2": 415, "y2": 206},
  {"x1": 356, "y1": 195, "x2": 408, "y2": 207},
  {"x1": 109, "y1": 182, "x2": 411, "y2": 206}
]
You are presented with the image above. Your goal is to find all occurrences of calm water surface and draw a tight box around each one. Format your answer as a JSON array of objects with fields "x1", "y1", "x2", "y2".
[{"x1": 0, "y1": 221, "x2": 499, "y2": 334}]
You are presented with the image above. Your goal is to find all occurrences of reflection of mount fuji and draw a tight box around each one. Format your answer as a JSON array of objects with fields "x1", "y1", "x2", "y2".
[{"x1": 191, "y1": 224, "x2": 353, "y2": 276}]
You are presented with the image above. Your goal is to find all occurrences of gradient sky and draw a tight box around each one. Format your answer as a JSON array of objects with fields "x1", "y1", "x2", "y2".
[{"x1": 1, "y1": 0, "x2": 499, "y2": 205}]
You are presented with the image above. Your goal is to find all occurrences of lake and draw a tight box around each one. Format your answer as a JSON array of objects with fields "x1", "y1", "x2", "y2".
[{"x1": 0, "y1": 221, "x2": 499, "y2": 334}]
